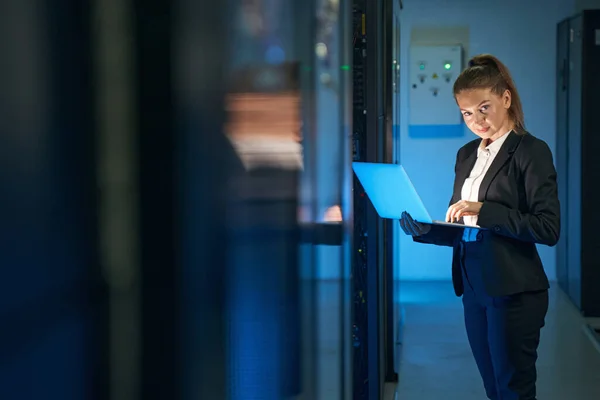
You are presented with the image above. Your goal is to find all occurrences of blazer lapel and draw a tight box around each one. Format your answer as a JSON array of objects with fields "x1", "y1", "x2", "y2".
[{"x1": 477, "y1": 132, "x2": 522, "y2": 201}]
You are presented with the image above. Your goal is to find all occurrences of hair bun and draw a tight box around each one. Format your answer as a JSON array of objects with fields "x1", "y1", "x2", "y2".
[{"x1": 468, "y1": 54, "x2": 496, "y2": 68}]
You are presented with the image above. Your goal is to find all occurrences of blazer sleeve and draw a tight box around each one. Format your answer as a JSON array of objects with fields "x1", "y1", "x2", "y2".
[
  {"x1": 412, "y1": 223, "x2": 460, "y2": 247},
  {"x1": 412, "y1": 149, "x2": 463, "y2": 247},
  {"x1": 477, "y1": 139, "x2": 560, "y2": 246}
]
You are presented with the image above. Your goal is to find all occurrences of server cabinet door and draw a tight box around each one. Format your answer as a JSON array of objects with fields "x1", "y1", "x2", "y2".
[
  {"x1": 556, "y1": 19, "x2": 570, "y2": 298},
  {"x1": 580, "y1": 10, "x2": 600, "y2": 317},
  {"x1": 0, "y1": 3, "x2": 104, "y2": 399},
  {"x1": 299, "y1": 0, "x2": 354, "y2": 397},
  {"x1": 222, "y1": 0, "x2": 354, "y2": 398},
  {"x1": 567, "y1": 15, "x2": 583, "y2": 310}
]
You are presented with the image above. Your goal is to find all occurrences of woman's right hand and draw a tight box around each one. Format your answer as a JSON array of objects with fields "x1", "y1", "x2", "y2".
[{"x1": 399, "y1": 212, "x2": 431, "y2": 237}]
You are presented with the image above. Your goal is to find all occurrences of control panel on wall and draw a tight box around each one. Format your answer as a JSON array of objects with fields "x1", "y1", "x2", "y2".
[{"x1": 409, "y1": 45, "x2": 463, "y2": 126}]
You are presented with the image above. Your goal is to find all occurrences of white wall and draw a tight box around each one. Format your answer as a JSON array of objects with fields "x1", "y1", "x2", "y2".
[{"x1": 396, "y1": 0, "x2": 575, "y2": 281}]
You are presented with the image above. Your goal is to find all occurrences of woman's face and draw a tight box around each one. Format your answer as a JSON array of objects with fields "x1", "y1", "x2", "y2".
[{"x1": 455, "y1": 88, "x2": 512, "y2": 141}]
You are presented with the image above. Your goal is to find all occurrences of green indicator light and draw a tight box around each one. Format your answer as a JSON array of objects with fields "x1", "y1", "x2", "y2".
[
  {"x1": 341, "y1": 65, "x2": 350, "y2": 71},
  {"x1": 419, "y1": 63, "x2": 425, "y2": 70},
  {"x1": 444, "y1": 63, "x2": 452, "y2": 70}
]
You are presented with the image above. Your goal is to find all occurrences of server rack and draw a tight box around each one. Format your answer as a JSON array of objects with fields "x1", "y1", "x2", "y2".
[
  {"x1": 556, "y1": 9, "x2": 600, "y2": 317},
  {"x1": 352, "y1": 0, "x2": 398, "y2": 397}
]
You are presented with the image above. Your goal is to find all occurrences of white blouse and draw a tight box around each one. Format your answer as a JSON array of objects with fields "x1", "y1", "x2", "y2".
[{"x1": 461, "y1": 130, "x2": 511, "y2": 242}]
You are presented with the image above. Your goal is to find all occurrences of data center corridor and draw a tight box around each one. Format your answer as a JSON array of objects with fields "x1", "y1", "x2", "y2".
[{"x1": 4, "y1": 0, "x2": 600, "y2": 399}]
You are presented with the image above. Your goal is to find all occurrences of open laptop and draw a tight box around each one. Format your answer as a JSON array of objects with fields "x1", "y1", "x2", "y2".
[{"x1": 352, "y1": 162, "x2": 473, "y2": 228}]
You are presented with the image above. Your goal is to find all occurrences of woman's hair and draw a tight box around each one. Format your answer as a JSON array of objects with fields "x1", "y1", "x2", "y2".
[{"x1": 453, "y1": 54, "x2": 525, "y2": 133}]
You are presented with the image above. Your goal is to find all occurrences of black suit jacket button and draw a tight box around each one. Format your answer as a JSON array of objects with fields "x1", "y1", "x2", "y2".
[{"x1": 494, "y1": 226, "x2": 501, "y2": 232}]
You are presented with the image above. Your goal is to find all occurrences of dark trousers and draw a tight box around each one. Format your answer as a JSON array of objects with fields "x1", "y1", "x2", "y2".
[{"x1": 460, "y1": 241, "x2": 548, "y2": 400}]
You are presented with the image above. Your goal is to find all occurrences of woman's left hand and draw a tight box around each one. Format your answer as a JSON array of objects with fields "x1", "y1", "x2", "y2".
[{"x1": 446, "y1": 200, "x2": 483, "y2": 223}]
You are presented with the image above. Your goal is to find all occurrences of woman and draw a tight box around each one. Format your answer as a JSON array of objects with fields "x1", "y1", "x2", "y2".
[{"x1": 399, "y1": 54, "x2": 559, "y2": 400}]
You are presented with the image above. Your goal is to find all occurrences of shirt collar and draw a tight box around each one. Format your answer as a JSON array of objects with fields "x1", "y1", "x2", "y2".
[{"x1": 477, "y1": 130, "x2": 512, "y2": 158}]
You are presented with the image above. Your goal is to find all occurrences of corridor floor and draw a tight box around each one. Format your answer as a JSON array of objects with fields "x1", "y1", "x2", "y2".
[{"x1": 396, "y1": 281, "x2": 600, "y2": 399}]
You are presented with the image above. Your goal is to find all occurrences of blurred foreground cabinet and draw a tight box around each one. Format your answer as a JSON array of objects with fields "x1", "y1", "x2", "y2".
[{"x1": 556, "y1": 9, "x2": 600, "y2": 317}]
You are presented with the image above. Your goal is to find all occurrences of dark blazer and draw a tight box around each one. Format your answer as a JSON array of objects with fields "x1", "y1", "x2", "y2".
[{"x1": 414, "y1": 131, "x2": 560, "y2": 297}]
